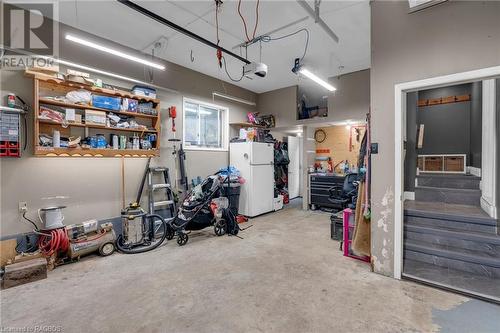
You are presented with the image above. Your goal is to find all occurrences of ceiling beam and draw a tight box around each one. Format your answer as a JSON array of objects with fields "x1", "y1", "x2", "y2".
[
  {"x1": 117, "y1": 0, "x2": 251, "y2": 64},
  {"x1": 296, "y1": 0, "x2": 339, "y2": 43}
]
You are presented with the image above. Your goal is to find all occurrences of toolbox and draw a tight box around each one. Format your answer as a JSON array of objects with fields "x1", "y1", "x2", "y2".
[{"x1": 0, "y1": 112, "x2": 20, "y2": 157}]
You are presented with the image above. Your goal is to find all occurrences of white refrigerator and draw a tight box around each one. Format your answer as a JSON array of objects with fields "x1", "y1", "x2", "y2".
[{"x1": 230, "y1": 142, "x2": 274, "y2": 217}]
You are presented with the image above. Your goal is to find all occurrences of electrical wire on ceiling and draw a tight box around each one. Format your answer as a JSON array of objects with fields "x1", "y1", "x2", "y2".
[
  {"x1": 238, "y1": 0, "x2": 260, "y2": 43},
  {"x1": 221, "y1": 56, "x2": 244, "y2": 82},
  {"x1": 259, "y1": 28, "x2": 309, "y2": 61}
]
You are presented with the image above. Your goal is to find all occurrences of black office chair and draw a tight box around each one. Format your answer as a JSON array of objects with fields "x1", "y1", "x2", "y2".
[{"x1": 327, "y1": 173, "x2": 359, "y2": 211}]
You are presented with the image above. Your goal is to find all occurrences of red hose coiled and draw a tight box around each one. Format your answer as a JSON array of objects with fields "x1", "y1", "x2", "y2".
[{"x1": 37, "y1": 228, "x2": 69, "y2": 257}]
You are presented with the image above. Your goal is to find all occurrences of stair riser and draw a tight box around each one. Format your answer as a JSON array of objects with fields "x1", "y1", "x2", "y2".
[
  {"x1": 405, "y1": 216, "x2": 497, "y2": 234},
  {"x1": 404, "y1": 250, "x2": 500, "y2": 278},
  {"x1": 404, "y1": 230, "x2": 500, "y2": 257},
  {"x1": 417, "y1": 177, "x2": 480, "y2": 190},
  {"x1": 415, "y1": 188, "x2": 481, "y2": 206}
]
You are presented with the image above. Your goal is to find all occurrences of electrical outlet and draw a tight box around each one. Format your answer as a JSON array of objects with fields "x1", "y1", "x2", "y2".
[{"x1": 19, "y1": 202, "x2": 27, "y2": 213}]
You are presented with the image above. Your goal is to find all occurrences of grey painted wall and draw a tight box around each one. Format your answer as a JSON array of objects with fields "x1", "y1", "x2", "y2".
[
  {"x1": 417, "y1": 84, "x2": 472, "y2": 157},
  {"x1": 0, "y1": 20, "x2": 255, "y2": 237},
  {"x1": 371, "y1": 0, "x2": 500, "y2": 276},
  {"x1": 257, "y1": 69, "x2": 370, "y2": 128}
]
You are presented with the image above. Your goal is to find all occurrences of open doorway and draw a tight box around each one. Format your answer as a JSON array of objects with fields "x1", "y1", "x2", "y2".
[
  {"x1": 394, "y1": 68, "x2": 500, "y2": 302},
  {"x1": 309, "y1": 123, "x2": 366, "y2": 212}
]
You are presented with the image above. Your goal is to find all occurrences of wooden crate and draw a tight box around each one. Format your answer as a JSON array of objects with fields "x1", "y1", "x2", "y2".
[
  {"x1": 444, "y1": 156, "x2": 465, "y2": 172},
  {"x1": 417, "y1": 156, "x2": 424, "y2": 170},
  {"x1": 2, "y1": 258, "x2": 47, "y2": 289},
  {"x1": 424, "y1": 156, "x2": 443, "y2": 171}
]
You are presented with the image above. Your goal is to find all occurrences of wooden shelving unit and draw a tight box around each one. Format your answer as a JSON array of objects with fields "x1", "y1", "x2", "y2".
[{"x1": 27, "y1": 71, "x2": 161, "y2": 158}]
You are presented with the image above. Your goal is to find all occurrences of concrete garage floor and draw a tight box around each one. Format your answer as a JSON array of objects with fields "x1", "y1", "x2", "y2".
[{"x1": 1, "y1": 202, "x2": 499, "y2": 332}]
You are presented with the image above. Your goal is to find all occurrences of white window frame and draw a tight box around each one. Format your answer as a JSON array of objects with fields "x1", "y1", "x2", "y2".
[{"x1": 182, "y1": 97, "x2": 229, "y2": 151}]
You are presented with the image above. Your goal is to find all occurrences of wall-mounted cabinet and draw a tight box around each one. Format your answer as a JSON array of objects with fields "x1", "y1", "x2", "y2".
[{"x1": 28, "y1": 71, "x2": 161, "y2": 157}]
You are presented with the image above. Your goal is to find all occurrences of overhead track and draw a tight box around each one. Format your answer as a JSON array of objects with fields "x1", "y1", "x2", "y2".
[
  {"x1": 296, "y1": 0, "x2": 339, "y2": 43},
  {"x1": 116, "y1": 0, "x2": 251, "y2": 65}
]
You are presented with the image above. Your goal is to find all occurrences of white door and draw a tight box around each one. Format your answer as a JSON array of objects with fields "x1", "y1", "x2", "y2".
[
  {"x1": 249, "y1": 164, "x2": 274, "y2": 216},
  {"x1": 288, "y1": 136, "x2": 300, "y2": 199}
]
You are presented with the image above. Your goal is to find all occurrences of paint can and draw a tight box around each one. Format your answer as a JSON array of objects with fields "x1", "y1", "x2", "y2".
[{"x1": 7, "y1": 93, "x2": 16, "y2": 108}]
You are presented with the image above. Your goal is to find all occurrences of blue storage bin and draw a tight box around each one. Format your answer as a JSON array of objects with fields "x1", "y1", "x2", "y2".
[{"x1": 92, "y1": 95, "x2": 122, "y2": 111}]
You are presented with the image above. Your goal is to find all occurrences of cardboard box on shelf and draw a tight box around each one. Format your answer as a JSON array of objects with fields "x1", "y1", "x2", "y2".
[{"x1": 84, "y1": 110, "x2": 106, "y2": 126}]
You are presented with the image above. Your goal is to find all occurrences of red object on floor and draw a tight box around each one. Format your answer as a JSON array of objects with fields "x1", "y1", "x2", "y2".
[
  {"x1": 236, "y1": 215, "x2": 248, "y2": 224},
  {"x1": 282, "y1": 193, "x2": 289, "y2": 204}
]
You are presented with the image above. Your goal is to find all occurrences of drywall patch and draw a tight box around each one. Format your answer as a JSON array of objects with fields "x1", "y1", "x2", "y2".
[
  {"x1": 432, "y1": 299, "x2": 500, "y2": 332},
  {"x1": 372, "y1": 187, "x2": 394, "y2": 274}
]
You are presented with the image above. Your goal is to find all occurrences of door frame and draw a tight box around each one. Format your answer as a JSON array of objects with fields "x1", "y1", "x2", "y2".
[{"x1": 393, "y1": 65, "x2": 500, "y2": 279}]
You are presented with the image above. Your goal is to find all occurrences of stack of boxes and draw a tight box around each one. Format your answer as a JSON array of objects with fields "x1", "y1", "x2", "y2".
[{"x1": 0, "y1": 112, "x2": 20, "y2": 157}]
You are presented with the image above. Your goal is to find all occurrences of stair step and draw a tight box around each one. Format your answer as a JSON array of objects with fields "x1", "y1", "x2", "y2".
[
  {"x1": 153, "y1": 200, "x2": 174, "y2": 207},
  {"x1": 417, "y1": 174, "x2": 480, "y2": 190},
  {"x1": 404, "y1": 240, "x2": 500, "y2": 278},
  {"x1": 415, "y1": 186, "x2": 481, "y2": 205},
  {"x1": 403, "y1": 259, "x2": 500, "y2": 301},
  {"x1": 151, "y1": 183, "x2": 170, "y2": 190},
  {"x1": 404, "y1": 201, "x2": 498, "y2": 234},
  {"x1": 404, "y1": 224, "x2": 500, "y2": 257}
]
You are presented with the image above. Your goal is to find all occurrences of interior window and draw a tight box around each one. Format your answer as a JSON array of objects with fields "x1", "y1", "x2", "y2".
[{"x1": 183, "y1": 99, "x2": 226, "y2": 150}]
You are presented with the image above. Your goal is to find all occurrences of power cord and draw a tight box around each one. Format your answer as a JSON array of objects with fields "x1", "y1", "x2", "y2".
[
  {"x1": 238, "y1": 0, "x2": 260, "y2": 43},
  {"x1": 260, "y1": 28, "x2": 310, "y2": 61},
  {"x1": 222, "y1": 56, "x2": 244, "y2": 82}
]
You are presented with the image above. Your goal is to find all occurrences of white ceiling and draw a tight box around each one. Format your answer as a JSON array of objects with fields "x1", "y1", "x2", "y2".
[{"x1": 56, "y1": 0, "x2": 370, "y2": 93}]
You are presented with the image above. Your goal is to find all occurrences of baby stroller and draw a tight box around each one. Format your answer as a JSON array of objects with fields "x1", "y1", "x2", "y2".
[{"x1": 169, "y1": 173, "x2": 239, "y2": 246}]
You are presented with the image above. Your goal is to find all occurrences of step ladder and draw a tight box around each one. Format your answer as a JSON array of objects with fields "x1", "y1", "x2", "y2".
[
  {"x1": 147, "y1": 165, "x2": 176, "y2": 218},
  {"x1": 136, "y1": 158, "x2": 176, "y2": 221}
]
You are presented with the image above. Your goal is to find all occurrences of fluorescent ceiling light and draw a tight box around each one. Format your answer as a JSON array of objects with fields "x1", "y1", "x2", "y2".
[
  {"x1": 299, "y1": 68, "x2": 336, "y2": 92},
  {"x1": 65, "y1": 34, "x2": 165, "y2": 70},
  {"x1": 212, "y1": 92, "x2": 256, "y2": 106}
]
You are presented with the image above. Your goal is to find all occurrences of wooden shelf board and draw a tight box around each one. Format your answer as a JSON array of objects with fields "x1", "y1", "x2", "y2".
[
  {"x1": 38, "y1": 119, "x2": 157, "y2": 133},
  {"x1": 230, "y1": 122, "x2": 267, "y2": 129},
  {"x1": 34, "y1": 147, "x2": 158, "y2": 157},
  {"x1": 39, "y1": 98, "x2": 158, "y2": 119},
  {"x1": 26, "y1": 71, "x2": 160, "y2": 104}
]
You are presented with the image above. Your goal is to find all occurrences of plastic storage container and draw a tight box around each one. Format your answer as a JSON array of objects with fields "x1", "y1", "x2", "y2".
[
  {"x1": 92, "y1": 95, "x2": 122, "y2": 111},
  {"x1": 132, "y1": 85, "x2": 157, "y2": 99},
  {"x1": 343, "y1": 208, "x2": 370, "y2": 263},
  {"x1": 221, "y1": 183, "x2": 241, "y2": 216}
]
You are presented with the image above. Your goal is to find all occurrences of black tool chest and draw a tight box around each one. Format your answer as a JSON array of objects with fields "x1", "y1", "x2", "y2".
[{"x1": 309, "y1": 174, "x2": 344, "y2": 210}]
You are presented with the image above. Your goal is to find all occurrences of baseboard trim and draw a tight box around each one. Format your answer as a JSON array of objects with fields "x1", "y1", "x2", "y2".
[
  {"x1": 480, "y1": 197, "x2": 498, "y2": 219},
  {"x1": 404, "y1": 191, "x2": 415, "y2": 201},
  {"x1": 467, "y1": 166, "x2": 482, "y2": 177}
]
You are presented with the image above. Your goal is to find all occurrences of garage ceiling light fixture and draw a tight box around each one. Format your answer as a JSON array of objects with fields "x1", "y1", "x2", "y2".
[
  {"x1": 300, "y1": 68, "x2": 336, "y2": 92},
  {"x1": 65, "y1": 34, "x2": 165, "y2": 70},
  {"x1": 292, "y1": 58, "x2": 335, "y2": 91}
]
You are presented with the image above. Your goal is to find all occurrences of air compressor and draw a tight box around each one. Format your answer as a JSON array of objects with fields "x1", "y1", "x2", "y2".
[{"x1": 65, "y1": 220, "x2": 116, "y2": 260}]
